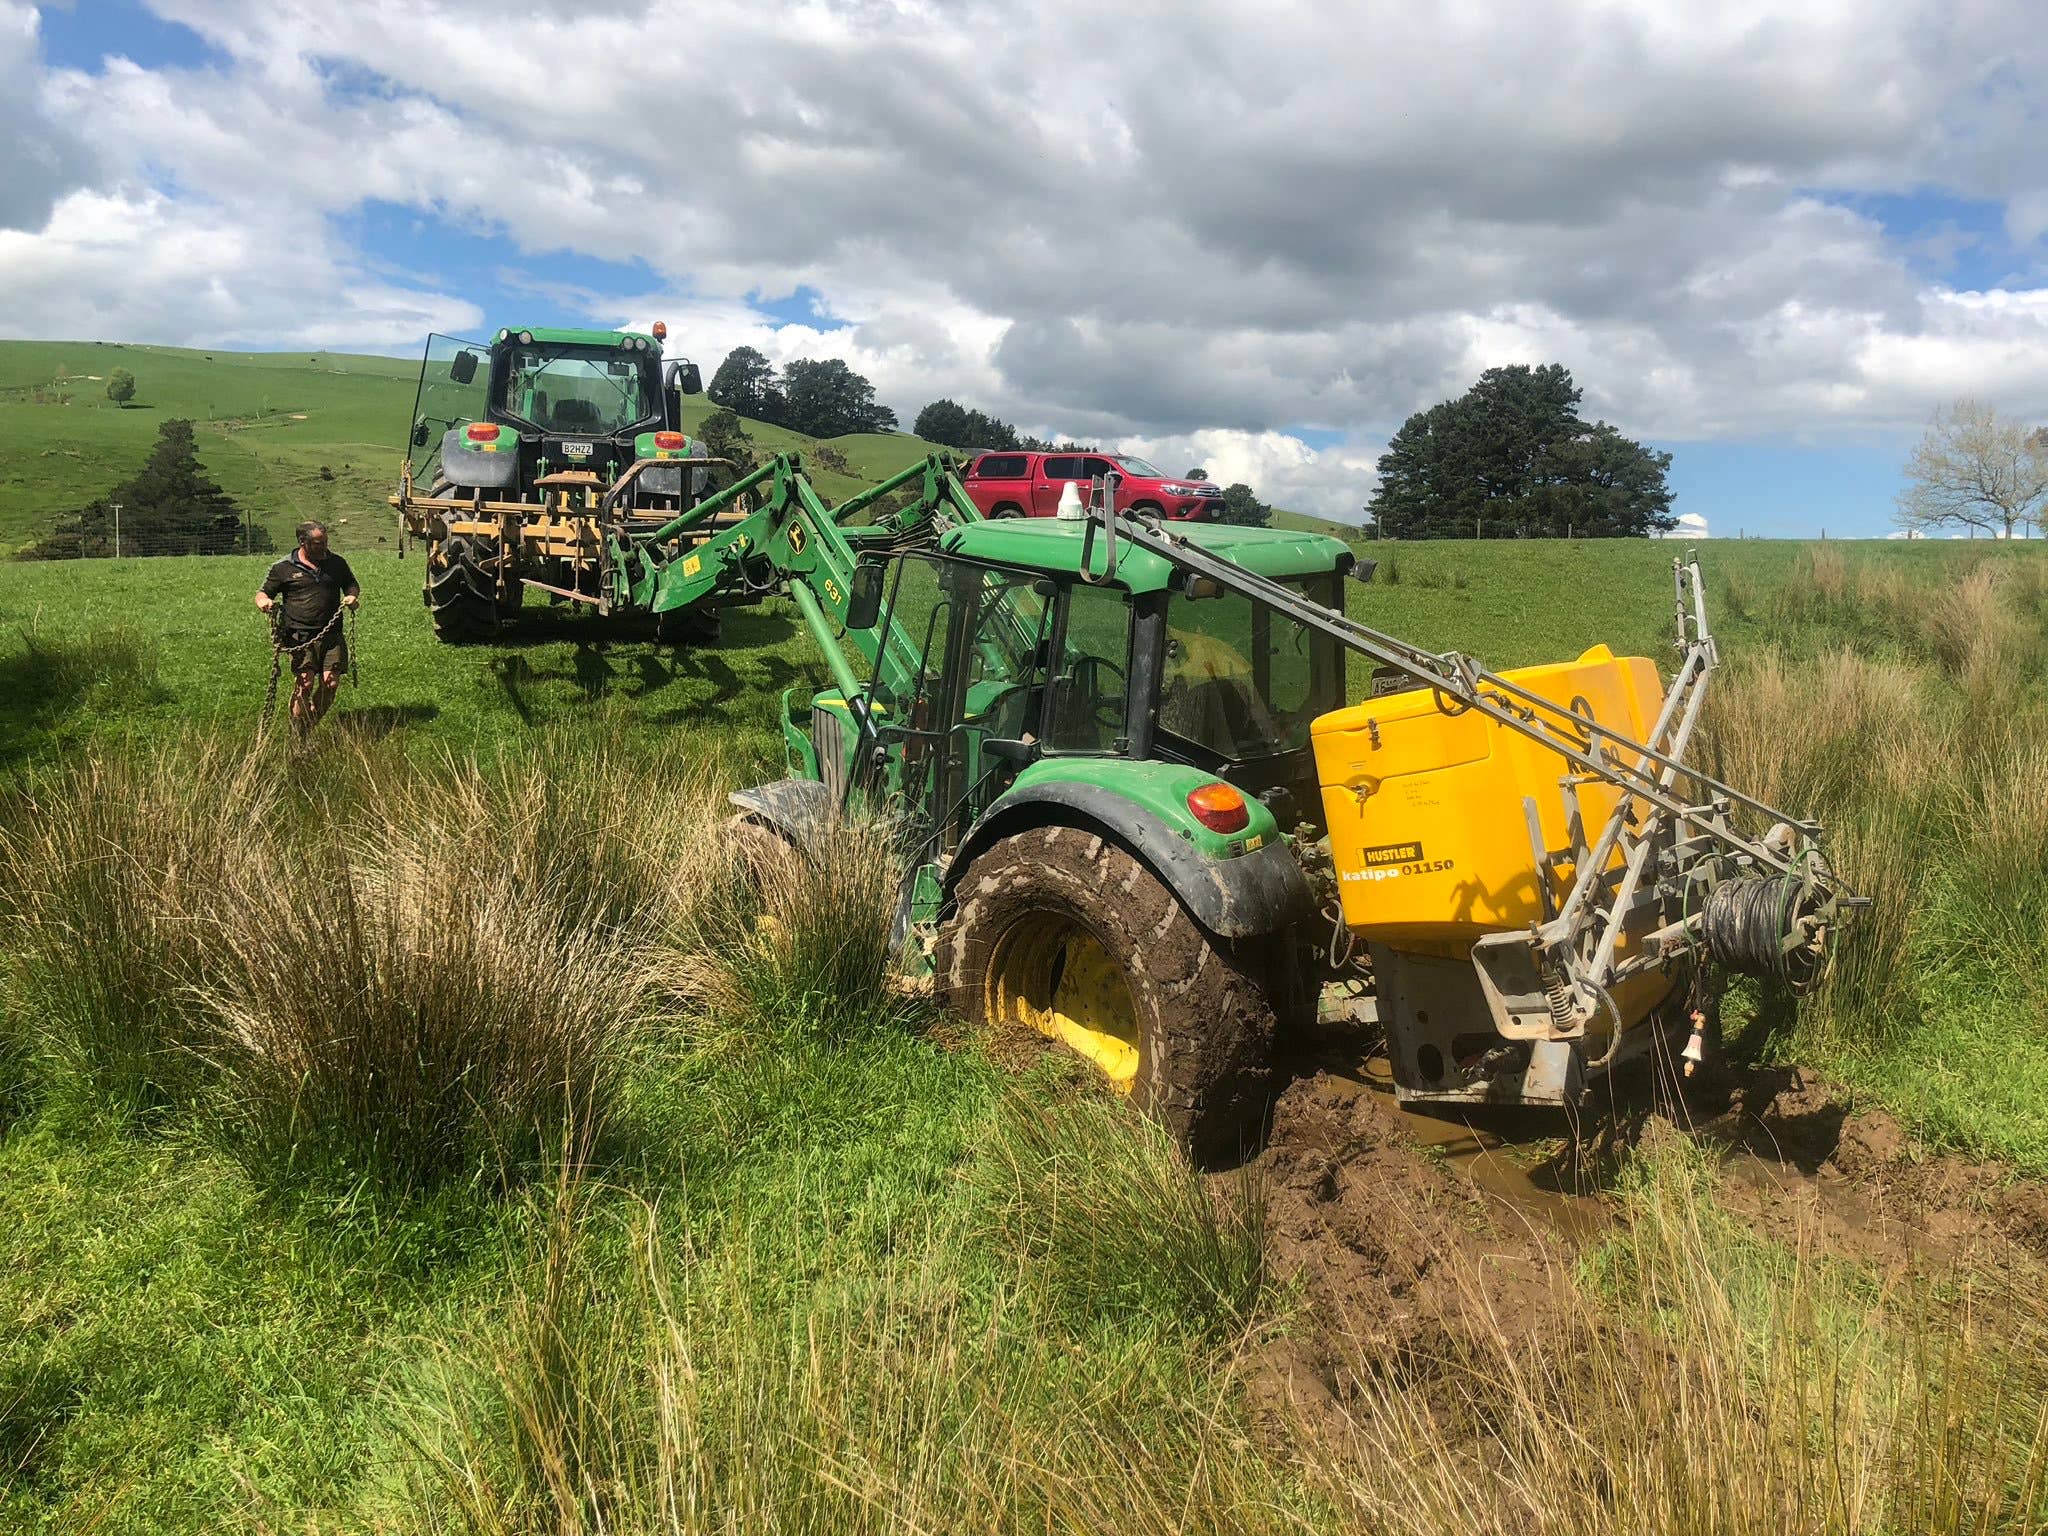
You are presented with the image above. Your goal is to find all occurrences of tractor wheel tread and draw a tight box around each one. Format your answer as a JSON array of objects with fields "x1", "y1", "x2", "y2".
[{"x1": 936, "y1": 823, "x2": 1297, "y2": 1161}]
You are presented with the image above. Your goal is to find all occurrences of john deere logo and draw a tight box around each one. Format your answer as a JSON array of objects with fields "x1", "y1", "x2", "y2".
[
  {"x1": 789, "y1": 522, "x2": 808, "y2": 554},
  {"x1": 1361, "y1": 840, "x2": 1424, "y2": 867}
]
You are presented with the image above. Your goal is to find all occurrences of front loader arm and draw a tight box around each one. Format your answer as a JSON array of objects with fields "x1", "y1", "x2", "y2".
[{"x1": 620, "y1": 451, "x2": 981, "y2": 708}]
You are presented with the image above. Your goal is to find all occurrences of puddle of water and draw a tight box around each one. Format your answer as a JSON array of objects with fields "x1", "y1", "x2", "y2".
[{"x1": 1296, "y1": 1034, "x2": 1610, "y2": 1242}]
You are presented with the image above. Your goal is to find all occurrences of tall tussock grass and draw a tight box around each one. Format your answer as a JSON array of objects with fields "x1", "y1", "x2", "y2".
[
  {"x1": 1700, "y1": 548, "x2": 2048, "y2": 1163},
  {"x1": 975, "y1": 1088, "x2": 1265, "y2": 1338},
  {"x1": 0, "y1": 741, "x2": 274, "y2": 1115},
  {"x1": 0, "y1": 735, "x2": 770, "y2": 1196},
  {"x1": 194, "y1": 835, "x2": 648, "y2": 1194},
  {"x1": 399, "y1": 1118, "x2": 1270, "y2": 1535},
  {"x1": 677, "y1": 811, "x2": 909, "y2": 1046}
]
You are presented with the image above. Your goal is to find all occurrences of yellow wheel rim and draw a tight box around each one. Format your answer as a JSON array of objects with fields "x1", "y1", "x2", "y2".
[{"x1": 987, "y1": 915, "x2": 1141, "y2": 1093}]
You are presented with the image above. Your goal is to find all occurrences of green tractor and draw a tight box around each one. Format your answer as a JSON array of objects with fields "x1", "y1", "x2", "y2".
[
  {"x1": 392, "y1": 324, "x2": 724, "y2": 640},
  {"x1": 620, "y1": 457, "x2": 1859, "y2": 1158}
]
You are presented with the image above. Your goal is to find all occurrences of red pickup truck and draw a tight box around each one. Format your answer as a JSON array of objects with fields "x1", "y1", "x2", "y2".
[{"x1": 961, "y1": 451, "x2": 1224, "y2": 520}]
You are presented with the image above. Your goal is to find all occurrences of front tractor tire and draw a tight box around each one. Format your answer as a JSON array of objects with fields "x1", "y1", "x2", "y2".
[
  {"x1": 937, "y1": 824, "x2": 1285, "y2": 1161},
  {"x1": 424, "y1": 533, "x2": 521, "y2": 642}
]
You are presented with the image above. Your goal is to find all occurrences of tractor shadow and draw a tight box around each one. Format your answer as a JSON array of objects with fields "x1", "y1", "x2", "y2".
[{"x1": 483, "y1": 608, "x2": 808, "y2": 725}]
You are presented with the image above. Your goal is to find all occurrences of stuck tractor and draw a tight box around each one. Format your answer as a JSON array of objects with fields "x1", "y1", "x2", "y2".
[
  {"x1": 392, "y1": 325, "x2": 730, "y2": 640},
  {"x1": 616, "y1": 457, "x2": 1861, "y2": 1156}
]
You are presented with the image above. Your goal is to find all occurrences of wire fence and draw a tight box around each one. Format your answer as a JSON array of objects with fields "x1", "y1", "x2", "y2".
[{"x1": 9, "y1": 507, "x2": 399, "y2": 562}]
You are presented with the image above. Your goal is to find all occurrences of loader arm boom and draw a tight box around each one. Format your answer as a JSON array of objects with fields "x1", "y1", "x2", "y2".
[{"x1": 620, "y1": 451, "x2": 984, "y2": 711}]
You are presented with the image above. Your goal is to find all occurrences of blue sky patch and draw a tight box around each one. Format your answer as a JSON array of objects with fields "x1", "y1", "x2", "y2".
[
  {"x1": 1814, "y1": 189, "x2": 2041, "y2": 291},
  {"x1": 747, "y1": 285, "x2": 849, "y2": 332},
  {"x1": 1654, "y1": 437, "x2": 1913, "y2": 540},
  {"x1": 35, "y1": 0, "x2": 229, "y2": 73}
]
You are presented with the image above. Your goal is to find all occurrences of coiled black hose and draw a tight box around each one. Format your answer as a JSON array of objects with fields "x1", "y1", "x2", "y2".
[{"x1": 1700, "y1": 874, "x2": 1822, "y2": 990}]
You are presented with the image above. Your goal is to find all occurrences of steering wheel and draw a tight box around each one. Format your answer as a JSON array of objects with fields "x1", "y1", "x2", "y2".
[{"x1": 1069, "y1": 654, "x2": 1127, "y2": 728}]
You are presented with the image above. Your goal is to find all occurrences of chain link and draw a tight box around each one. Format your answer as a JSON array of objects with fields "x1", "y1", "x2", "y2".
[{"x1": 258, "y1": 601, "x2": 357, "y2": 741}]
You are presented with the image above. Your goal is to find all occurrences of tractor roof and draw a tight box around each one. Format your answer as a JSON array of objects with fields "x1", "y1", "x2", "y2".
[
  {"x1": 938, "y1": 517, "x2": 1352, "y2": 593},
  {"x1": 493, "y1": 325, "x2": 660, "y2": 351}
]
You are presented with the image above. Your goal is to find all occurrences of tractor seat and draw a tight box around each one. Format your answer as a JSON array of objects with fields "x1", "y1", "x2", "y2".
[{"x1": 551, "y1": 398, "x2": 602, "y2": 431}]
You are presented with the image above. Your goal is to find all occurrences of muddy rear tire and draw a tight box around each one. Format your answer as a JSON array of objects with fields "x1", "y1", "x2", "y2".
[
  {"x1": 937, "y1": 824, "x2": 1286, "y2": 1161},
  {"x1": 425, "y1": 533, "x2": 518, "y2": 642}
]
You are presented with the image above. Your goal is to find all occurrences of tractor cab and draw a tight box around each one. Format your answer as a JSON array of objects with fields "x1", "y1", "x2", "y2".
[
  {"x1": 405, "y1": 326, "x2": 703, "y2": 500},
  {"x1": 832, "y1": 518, "x2": 1356, "y2": 873}
]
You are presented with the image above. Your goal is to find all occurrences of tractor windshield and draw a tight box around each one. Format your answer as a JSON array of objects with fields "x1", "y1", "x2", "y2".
[
  {"x1": 496, "y1": 344, "x2": 659, "y2": 437},
  {"x1": 1157, "y1": 576, "x2": 1341, "y2": 761}
]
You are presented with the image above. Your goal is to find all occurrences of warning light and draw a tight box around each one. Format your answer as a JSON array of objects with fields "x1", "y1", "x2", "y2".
[{"x1": 1186, "y1": 782, "x2": 1250, "y2": 834}]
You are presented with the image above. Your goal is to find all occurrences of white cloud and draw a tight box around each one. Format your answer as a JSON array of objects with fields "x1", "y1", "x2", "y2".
[{"x1": 5, "y1": 1, "x2": 2048, "y2": 514}]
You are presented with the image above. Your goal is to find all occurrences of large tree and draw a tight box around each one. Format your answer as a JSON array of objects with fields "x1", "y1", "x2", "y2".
[
  {"x1": 1215, "y1": 482, "x2": 1272, "y2": 527},
  {"x1": 913, "y1": 398, "x2": 1022, "y2": 451},
  {"x1": 780, "y1": 357, "x2": 897, "y2": 438},
  {"x1": 1368, "y1": 363, "x2": 1675, "y2": 538},
  {"x1": 21, "y1": 418, "x2": 262, "y2": 559},
  {"x1": 1895, "y1": 399, "x2": 2048, "y2": 539},
  {"x1": 706, "y1": 345, "x2": 784, "y2": 424}
]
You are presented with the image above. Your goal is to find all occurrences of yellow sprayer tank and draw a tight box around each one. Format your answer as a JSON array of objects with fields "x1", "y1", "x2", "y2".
[{"x1": 1311, "y1": 645, "x2": 1663, "y2": 960}]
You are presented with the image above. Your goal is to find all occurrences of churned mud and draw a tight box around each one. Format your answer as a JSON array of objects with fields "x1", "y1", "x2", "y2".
[
  {"x1": 1682, "y1": 1063, "x2": 2048, "y2": 1270},
  {"x1": 1230, "y1": 1021, "x2": 2048, "y2": 1435}
]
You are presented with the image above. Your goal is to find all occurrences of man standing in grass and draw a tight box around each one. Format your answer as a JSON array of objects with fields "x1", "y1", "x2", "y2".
[{"x1": 255, "y1": 520, "x2": 359, "y2": 738}]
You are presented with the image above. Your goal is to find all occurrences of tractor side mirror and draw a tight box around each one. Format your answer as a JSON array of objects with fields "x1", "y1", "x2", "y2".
[
  {"x1": 450, "y1": 349, "x2": 480, "y2": 385},
  {"x1": 410, "y1": 418, "x2": 431, "y2": 448},
  {"x1": 677, "y1": 361, "x2": 703, "y2": 396},
  {"x1": 1351, "y1": 558, "x2": 1378, "y2": 584},
  {"x1": 982, "y1": 736, "x2": 1040, "y2": 765},
  {"x1": 846, "y1": 561, "x2": 886, "y2": 630}
]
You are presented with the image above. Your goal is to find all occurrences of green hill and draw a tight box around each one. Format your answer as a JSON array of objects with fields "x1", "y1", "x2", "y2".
[{"x1": 0, "y1": 340, "x2": 956, "y2": 557}]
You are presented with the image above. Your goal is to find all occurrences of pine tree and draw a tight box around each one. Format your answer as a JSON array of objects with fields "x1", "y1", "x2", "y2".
[{"x1": 19, "y1": 419, "x2": 264, "y2": 559}]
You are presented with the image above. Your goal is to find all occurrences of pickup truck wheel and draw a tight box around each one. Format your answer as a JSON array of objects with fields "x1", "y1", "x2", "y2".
[
  {"x1": 1130, "y1": 500, "x2": 1164, "y2": 518},
  {"x1": 990, "y1": 502, "x2": 1025, "y2": 519},
  {"x1": 937, "y1": 824, "x2": 1283, "y2": 1161}
]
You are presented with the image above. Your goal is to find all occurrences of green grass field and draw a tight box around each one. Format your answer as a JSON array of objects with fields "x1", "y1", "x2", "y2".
[
  {"x1": 0, "y1": 341, "x2": 956, "y2": 558},
  {"x1": 4, "y1": 350, "x2": 2048, "y2": 1531}
]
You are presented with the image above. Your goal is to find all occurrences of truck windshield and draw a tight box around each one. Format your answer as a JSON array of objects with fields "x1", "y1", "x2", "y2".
[
  {"x1": 498, "y1": 345, "x2": 656, "y2": 436},
  {"x1": 1114, "y1": 455, "x2": 1165, "y2": 477},
  {"x1": 1158, "y1": 576, "x2": 1338, "y2": 761}
]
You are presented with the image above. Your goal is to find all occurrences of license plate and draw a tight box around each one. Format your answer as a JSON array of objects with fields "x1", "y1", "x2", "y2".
[{"x1": 562, "y1": 440, "x2": 593, "y2": 458}]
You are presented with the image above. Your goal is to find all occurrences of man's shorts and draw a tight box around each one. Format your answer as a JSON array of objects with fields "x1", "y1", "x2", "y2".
[{"x1": 285, "y1": 628, "x2": 347, "y2": 678}]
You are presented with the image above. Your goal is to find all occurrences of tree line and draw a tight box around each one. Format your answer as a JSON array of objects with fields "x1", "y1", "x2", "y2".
[{"x1": 706, "y1": 347, "x2": 898, "y2": 438}]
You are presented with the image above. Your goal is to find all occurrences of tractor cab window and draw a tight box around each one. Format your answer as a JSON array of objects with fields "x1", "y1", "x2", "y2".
[
  {"x1": 869, "y1": 555, "x2": 957, "y2": 737},
  {"x1": 1043, "y1": 583, "x2": 1132, "y2": 754},
  {"x1": 497, "y1": 345, "x2": 658, "y2": 437},
  {"x1": 1157, "y1": 576, "x2": 1340, "y2": 761},
  {"x1": 962, "y1": 570, "x2": 1052, "y2": 744}
]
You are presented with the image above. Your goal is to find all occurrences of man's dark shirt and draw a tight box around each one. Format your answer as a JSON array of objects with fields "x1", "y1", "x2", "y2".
[{"x1": 261, "y1": 549, "x2": 359, "y2": 631}]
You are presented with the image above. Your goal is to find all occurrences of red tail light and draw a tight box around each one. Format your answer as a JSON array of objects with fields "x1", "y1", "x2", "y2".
[
  {"x1": 653, "y1": 431, "x2": 685, "y2": 451},
  {"x1": 465, "y1": 422, "x2": 500, "y2": 442},
  {"x1": 1186, "y1": 782, "x2": 1250, "y2": 834}
]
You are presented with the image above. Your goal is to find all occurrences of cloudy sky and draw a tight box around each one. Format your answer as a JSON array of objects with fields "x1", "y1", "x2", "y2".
[{"x1": 6, "y1": 0, "x2": 2048, "y2": 532}]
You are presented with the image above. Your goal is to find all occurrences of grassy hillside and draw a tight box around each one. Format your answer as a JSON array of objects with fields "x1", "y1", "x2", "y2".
[{"x1": 0, "y1": 341, "x2": 955, "y2": 557}]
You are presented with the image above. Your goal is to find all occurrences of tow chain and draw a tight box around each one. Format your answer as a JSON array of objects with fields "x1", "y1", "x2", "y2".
[{"x1": 258, "y1": 602, "x2": 358, "y2": 740}]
